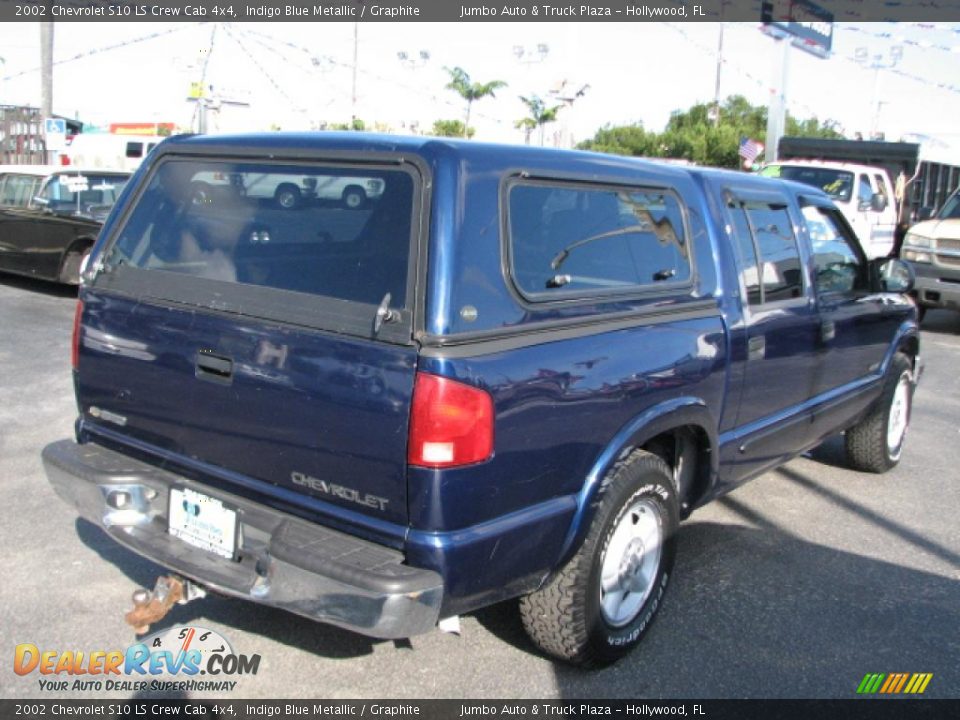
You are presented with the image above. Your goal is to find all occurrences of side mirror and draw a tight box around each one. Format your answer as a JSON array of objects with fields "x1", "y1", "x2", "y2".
[
  {"x1": 870, "y1": 194, "x2": 888, "y2": 212},
  {"x1": 917, "y1": 206, "x2": 935, "y2": 221},
  {"x1": 871, "y1": 258, "x2": 915, "y2": 293}
]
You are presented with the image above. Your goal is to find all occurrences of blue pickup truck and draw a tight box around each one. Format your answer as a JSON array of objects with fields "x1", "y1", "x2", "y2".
[{"x1": 43, "y1": 134, "x2": 921, "y2": 666}]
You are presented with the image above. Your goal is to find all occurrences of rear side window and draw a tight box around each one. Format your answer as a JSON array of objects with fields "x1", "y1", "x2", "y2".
[
  {"x1": 105, "y1": 160, "x2": 414, "y2": 307},
  {"x1": 507, "y1": 181, "x2": 690, "y2": 300},
  {"x1": 727, "y1": 199, "x2": 804, "y2": 305},
  {"x1": 0, "y1": 174, "x2": 40, "y2": 207}
]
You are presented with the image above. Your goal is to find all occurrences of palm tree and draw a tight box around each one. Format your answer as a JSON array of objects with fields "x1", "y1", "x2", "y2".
[
  {"x1": 518, "y1": 95, "x2": 563, "y2": 146},
  {"x1": 444, "y1": 67, "x2": 507, "y2": 139}
]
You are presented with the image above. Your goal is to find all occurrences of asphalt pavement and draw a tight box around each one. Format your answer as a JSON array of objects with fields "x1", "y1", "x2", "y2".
[{"x1": 1, "y1": 273, "x2": 957, "y2": 700}]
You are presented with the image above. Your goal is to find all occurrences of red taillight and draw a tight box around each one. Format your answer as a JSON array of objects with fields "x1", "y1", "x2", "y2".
[
  {"x1": 408, "y1": 373, "x2": 494, "y2": 468},
  {"x1": 71, "y1": 300, "x2": 83, "y2": 370},
  {"x1": 59, "y1": 154, "x2": 71, "y2": 166}
]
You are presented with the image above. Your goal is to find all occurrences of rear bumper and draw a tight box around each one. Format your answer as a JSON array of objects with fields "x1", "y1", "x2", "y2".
[{"x1": 42, "y1": 439, "x2": 443, "y2": 639}]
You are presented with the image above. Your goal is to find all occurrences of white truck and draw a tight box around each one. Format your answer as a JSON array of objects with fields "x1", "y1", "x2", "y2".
[{"x1": 758, "y1": 160, "x2": 898, "y2": 258}]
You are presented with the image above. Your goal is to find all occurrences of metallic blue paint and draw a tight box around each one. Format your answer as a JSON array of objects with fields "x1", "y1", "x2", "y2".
[{"x1": 70, "y1": 132, "x2": 921, "y2": 622}]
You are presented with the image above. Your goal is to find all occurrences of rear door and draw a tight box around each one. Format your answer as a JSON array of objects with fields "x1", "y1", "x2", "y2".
[
  {"x1": 720, "y1": 188, "x2": 821, "y2": 482},
  {"x1": 77, "y1": 154, "x2": 424, "y2": 527}
]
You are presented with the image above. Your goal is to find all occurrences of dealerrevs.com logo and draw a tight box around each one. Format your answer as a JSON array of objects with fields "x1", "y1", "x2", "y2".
[{"x1": 14, "y1": 626, "x2": 260, "y2": 693}]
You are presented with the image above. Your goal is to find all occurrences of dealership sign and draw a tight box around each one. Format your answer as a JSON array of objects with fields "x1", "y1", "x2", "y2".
[{"x1": 761, "y1": 0, "x2": 834, "y2": 59}]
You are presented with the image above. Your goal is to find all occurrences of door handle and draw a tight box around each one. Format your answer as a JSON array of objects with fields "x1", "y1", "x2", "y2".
[
  {"x1": 747, "y1": 336, "x2": 766, "y2": 361},
  {"x1": 195, "y1": 352, "x2": 233, "y2": 384},
  {"x1": 821, "y1": 320, "x2": 836, "y2": 342}
]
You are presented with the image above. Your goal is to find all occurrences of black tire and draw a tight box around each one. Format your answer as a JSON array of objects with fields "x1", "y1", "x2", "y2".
[
  {"x1": 274, "y1": 183, "x2": 302, "y2": 210},
  {"x1": 342, "y1": 185, "x2": 366, "y2": 209},
  {"x1": 845, "y1": 352, "x2": 914, "y2": 473},
  {"x1": 519, "y1": 450, "x2": 679, "y2": 666}
]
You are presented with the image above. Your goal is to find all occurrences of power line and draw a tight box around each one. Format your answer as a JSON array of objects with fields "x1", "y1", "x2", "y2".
[
  {"x1": 1, "y1": 25, "x2": 191, "y2": 82},
  {"x1": 222, "y1": 24, "x2": 303, "y2": 114}
]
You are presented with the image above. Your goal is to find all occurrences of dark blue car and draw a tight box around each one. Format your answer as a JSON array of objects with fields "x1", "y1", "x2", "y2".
[{"x1": 43, "y1": 134, "x2": 921, "y2": 666}]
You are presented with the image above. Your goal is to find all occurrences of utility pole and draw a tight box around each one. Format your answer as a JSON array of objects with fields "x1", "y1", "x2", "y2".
[
  {"x1": 712, "y1": 23, "x2": 724, "y2": 126},
  {"x1": 351, "y1": 22, "x2": 359, "y2": 121},
  {"x1": 40, "y1": 21, "x2": 54, "y2": 162}
]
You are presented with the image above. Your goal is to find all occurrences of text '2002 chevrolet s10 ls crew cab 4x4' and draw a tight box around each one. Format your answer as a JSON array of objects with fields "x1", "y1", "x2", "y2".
[{"x1": 42, "y1": 134, "x2": 922, "y2": 666}]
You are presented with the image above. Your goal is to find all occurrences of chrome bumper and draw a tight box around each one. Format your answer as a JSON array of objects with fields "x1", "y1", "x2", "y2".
[{"x1": 42, "y1": 439, "x2": 443, "y2": 639}]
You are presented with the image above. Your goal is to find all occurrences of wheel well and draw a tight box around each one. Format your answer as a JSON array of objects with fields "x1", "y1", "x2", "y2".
[
  {"x1": 638, "y1": 425, "x2": 711, "y2": 517},
  {"x1": 898, "y1": 335, "x2": 919, "y2": 370},
  {"x1": 342, "y1": 184, "x2": 365, "y2": 197},
  {"x1": 274, "y1": 182, "x2": 301, "y2": 196},
  {"x1": 59, "y1": 237, "x2": 95, "y2": 274}
]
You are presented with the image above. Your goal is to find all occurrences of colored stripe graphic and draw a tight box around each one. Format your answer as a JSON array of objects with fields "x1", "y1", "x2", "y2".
[{"x1": 857, "y1": 673, "x2": 933, "y2": 694}]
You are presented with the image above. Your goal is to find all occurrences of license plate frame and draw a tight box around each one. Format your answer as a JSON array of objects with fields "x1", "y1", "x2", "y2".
[{"x1": 168, "y1": 486, "x2": 238, "y2": 560}]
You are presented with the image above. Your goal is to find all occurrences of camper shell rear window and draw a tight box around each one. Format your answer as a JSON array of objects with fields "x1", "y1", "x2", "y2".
[{"x1": 97, "y1": 157, "x2": 421, "y2": 343}]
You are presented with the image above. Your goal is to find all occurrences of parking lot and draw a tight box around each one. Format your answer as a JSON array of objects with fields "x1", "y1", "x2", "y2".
[{"x1": 1, "y1": 273, "x2": 957, "y2": 700}]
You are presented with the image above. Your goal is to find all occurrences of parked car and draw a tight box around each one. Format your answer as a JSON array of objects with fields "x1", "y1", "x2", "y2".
[
  {"x1": 44, "y1": 134, "x2": 920, "y2": 667},
  {"x1": 900, "y1": 187, "x2": 960, "y2": 320},
  {"x1": 64, "y1": 133, "x2": 161, "y2": 172},
  {"x1": 0, "y1": 167, "x2": 130, "y2": 284},
  {"x1": 191, "y1": 170, "x2": 385, "y2": 209},
  {"x1": 757, "y1": 160, "x2": 898, "y2": 258}
]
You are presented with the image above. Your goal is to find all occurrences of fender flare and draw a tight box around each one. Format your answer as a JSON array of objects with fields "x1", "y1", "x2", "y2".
[
  {"x1": 554, "y1": 396, "x2": 719, "y2": 568},
  {"x1": 880, "y1": 319, "x2": 920, "y2": 375}
]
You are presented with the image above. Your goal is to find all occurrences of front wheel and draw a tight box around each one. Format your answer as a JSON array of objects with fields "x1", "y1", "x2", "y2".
[
  {"x1": 519, "y1": 450, "x2": 678, "y2": 666},
  {"x1": 845, "y1": 352, "x2": 914, "y2": 473}
]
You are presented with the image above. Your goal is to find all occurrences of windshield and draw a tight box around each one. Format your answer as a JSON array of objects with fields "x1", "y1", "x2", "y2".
[
  {"x1": 937, "y1": 191, "x2": 960, "y2": 220},
  {"x1": 758, "y1": 165, "x2": 855, "y2": 203},
  {"x1": 39, "y1": 173, "x2": 129, "y2": 213}
]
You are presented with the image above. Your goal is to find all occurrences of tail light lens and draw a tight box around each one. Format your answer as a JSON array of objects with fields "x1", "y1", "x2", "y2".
[
  {"x1": 408, "y1": 373, "x2": 494, "y2": 468},
  {"x1": 59, "y1": 154, "x2": 71, "y2": 166},
  {"x1": 71, "y1": 300, "x2": 83, "y2": 370}
]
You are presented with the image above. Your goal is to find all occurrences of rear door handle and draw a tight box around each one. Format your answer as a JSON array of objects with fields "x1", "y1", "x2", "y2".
[
  {"x1": 747, "y1": 335, "x2": 766, "y2": 361},
  {"x1": 821, "y1": 320, "x2": 836, "y2": 342},
  {"x1": 196, "y1": 352, "x2": 233, "y2": 384}
]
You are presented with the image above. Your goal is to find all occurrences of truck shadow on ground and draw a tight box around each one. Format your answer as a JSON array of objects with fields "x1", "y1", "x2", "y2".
[
  {"x1": 473, "y1": 474, "x2": 959, "y2": 697},
  {"x1": 0, "y1": 273, "x2": 77, "y2": 298},
  {"x1": 919, "y1": 308, "x2": 960, "y2": 336},
  {"x1": 74, "y1": 518, "x2": 383, "y2": 660}
]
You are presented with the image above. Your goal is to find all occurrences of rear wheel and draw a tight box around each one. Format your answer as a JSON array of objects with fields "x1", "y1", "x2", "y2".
[
  {"x1": 519, "y1": 450, "x2": 678, "y2": 666},
  {"x1": 274, "y1": 183, "x2": 302, "y2": 209},
  {"x1": 845, "y1": 352, "x2": 914, "y2": 473},
  {"x1": 342, "y1": 185, "x2": 366, "y2": 209}
]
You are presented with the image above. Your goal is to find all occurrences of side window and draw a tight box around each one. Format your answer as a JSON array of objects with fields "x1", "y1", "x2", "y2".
[
  {"x1": 0, "y1": 175, "x2": 34, "y2": 207},
  {"x1": 126, "y1": 142, "x2": 144, "y2": 159},
  {"x1": 508, "y1": 182, "x2": 691, "y2": 299},
  {"x1": 857, "y1": 174, "x2": 874, "y2": 207},
  {"x1": 743, "y1": 203, "x2": 804, "y2": 303},
  {"x1": 801, "y1": 204, "x2": 865, "y2": 296},
  {"x1": 726, "y1": 203, "x2": 762, "y2": 306}
]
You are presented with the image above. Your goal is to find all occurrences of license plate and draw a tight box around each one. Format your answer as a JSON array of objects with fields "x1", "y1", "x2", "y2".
[{"x1": 168, "y1": 487, "x2": 238, "y2": 560}]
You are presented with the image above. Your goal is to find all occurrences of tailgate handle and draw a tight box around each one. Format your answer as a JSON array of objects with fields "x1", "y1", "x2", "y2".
[{"x1": 196, "y1": 352, "x2": 233, "y2": 384}]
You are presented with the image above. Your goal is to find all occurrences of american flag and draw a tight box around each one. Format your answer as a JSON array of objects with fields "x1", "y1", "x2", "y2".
[{"x1": 738, "y1": 137, "x2": 764, "y2": 164}]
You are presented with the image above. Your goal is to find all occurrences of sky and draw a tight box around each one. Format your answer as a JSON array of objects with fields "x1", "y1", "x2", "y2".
[{"x1": 1, "y1": 20, "x2": 960, "y2": 156}]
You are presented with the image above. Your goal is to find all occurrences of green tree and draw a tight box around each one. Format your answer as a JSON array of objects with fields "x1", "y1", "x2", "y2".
[
  {"x1": 578, "y1": 95, "x2": 842, "y2": 169},
  {"x1": 431, "y1": 119, "x2": 475, "y2": 138},
  {"x1": 329, "y1": 118, "x2": 366, "y2": 131},
  {"x1": 444, "y1": 66, "x2": 507, "y2": 138},
  {"x1": 516, "y1": 95, "x2": 563, "y2": 146}
]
